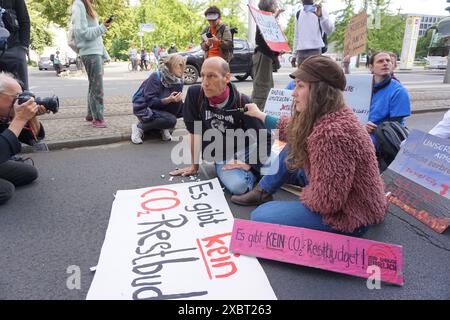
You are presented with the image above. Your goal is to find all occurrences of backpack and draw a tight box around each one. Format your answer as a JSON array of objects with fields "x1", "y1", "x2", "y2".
[
  {"x1": 296, "y1": 10, "x2": 328, "y2": 54},
  {"x1": 0, "y1": 7, "x2": 10, "y2": 54},
  {"x1": 374, "y1": 121, "x2": 409, "y2": 172}
]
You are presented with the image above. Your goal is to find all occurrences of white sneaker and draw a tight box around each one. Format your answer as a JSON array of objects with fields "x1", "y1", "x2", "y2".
[
  {"x1": 161, "y1": 129, "x2": 172, "y2": 141},
  {"x1": 131, "y1": 124, "x2": 143, "y2": 144}
]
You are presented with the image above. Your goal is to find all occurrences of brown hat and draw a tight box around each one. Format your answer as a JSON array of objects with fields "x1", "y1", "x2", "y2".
[{"x1": 289, "y1": 55, "x2": 346, "y2": 90}]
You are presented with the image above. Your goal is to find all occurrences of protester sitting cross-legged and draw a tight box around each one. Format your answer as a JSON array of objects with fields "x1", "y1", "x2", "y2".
[
  {"x1": 230, "y1": 55, "x2": 387, "y2": 236},
  {"x1": 131, "y1": 54, "x2": 186, "y2": 144},
  {"x1": 0, "y1": 72, "x2": 47, "y2": 205},
  {"x1": 169, "y1": 57, "x2": 272, "y2": 195}
]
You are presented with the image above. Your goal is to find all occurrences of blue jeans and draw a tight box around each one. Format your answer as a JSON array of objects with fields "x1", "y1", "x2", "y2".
[
  {"x1": 215, "y1": 163, "x2": 256, "y2": 195},
  {"x1": 253, "y1": 147, "x2": 368, "y2": 237}
]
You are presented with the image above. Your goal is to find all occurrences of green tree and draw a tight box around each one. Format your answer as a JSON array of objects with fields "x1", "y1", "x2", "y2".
[
  {"x1": 328, "y1": 0, "x2": 357, "y2": 52},
  {"x1": 416, "y1": 30, "x2": 433, "y2": 59},
  {"x1": 367, "y1": 13, "x2": 405, "y2": 55},
  {"x1": 28, "y1": 5, "x2": 53, "y2": 54}
]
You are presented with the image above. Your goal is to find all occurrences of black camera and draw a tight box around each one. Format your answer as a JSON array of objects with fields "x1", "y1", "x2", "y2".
[
  {"x1": 206, "y1": 32, "x2": 213, "y2": 38},
  {"x1": 17, "y1": 91, "x2": 59, "y2": 114}
]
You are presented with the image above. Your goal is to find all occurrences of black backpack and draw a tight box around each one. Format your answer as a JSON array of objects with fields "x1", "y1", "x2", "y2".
[
  {"x1": 374, "y1": 121, "x2": 409, "y2": 172},
  {"x1": 296, "y1": 10, "x2": 328, "y2": 53}
]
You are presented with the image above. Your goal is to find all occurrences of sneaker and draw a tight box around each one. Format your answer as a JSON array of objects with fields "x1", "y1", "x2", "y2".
[
  {"x1": 161, "y1": 129, "x2": 172, "y2": 141},
  {"x1": 92, "y1": 119, "x2": 107, "y2": 128},
  {"x1": 131, "y1": 124, "x2": 144, "y2": 144},
  {"x1": 85, "y1": 115, "x2": 93, "y2": 122}
]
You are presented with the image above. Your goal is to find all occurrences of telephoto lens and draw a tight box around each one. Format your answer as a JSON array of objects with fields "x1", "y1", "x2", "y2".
[{"x1": 17, "y1": 91, "x2": 59, "y2": 114}]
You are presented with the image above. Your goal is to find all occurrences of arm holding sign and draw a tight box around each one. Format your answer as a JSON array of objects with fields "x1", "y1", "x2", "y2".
[{"x1": 315, "y1": 5, "x2": 333, "y2": 35}]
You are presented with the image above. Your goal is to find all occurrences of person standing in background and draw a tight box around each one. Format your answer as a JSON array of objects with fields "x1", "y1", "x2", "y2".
[
  {"x1": 292, "y1": 0, "x2": 333, "y2": 67},
  {"x1": 0, "y1": 0, "x2": 30, "y2": 90},
  {"x1": 251, "y1": 0, "x2": 284, "y2": 110},
  {"x1": 71, "y1": 0, "x2": 112, "y2": 128}
]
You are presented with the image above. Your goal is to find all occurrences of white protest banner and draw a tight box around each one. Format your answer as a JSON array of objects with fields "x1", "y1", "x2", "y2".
[
  {"x1": 87, "y1": 178, "x2": 277, "y2": 300},
  {"x1": 263, "y1": 88, "x2": 293, "y2": 118},
  {"x1": 400, "y1": 16, "x2": 421, "y2": 70},
  {"x1": 343, "y1": 74, "x2": 373, "y2": 124},
  {"x1": 248, "y1": 5, "x2": 290, "y2": 53}
]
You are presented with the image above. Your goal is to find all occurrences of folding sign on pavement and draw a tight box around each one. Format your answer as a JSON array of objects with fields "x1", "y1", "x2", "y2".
[{"x1": 87, "y1": 178, "x2": 276, "y2": 300}]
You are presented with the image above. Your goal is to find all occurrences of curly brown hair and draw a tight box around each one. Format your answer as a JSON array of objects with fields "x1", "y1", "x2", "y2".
[{"x1": 285, "y1": 81, "x2": 346, "y2": 170}]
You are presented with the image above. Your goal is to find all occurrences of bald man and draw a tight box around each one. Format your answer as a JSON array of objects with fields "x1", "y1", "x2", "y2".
[
  {"x1": 170, "y1": 57, "x2": 272, "y2": 195},
  {"x1": 0, "y1": 72, "x2": 46, "y2": 205}
]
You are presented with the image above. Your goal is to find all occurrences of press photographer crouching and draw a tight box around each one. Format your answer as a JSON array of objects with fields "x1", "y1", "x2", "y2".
[{"x1": 0, "y1": 72, "x2": 51, "y2": 205}]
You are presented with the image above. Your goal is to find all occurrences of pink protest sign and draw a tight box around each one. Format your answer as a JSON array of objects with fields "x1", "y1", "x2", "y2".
[
  {"x1": 248, "y1": 5, "x2": 291, "y2": 53},
  {"x1": 230, "y1": 219, "x2": 404, "y2": 286}
]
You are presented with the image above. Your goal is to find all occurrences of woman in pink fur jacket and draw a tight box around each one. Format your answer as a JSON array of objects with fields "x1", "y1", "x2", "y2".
[{"x1": 231, "y1": 55, "x2": 387, "y2": 236}]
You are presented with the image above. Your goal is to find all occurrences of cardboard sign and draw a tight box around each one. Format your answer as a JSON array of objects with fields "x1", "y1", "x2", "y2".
[
  {"x1": 230, "y1": 219, "x2": 404, "y2": 286},
  {"x1": 248, "y1": 4, "x2": 290, "y2": 53},
  {"x1": 343, "y1": 74, "x2": 373, "y2": 124},
  {"x1": 344, "y1": 11, "x2": 368, "y2": 57},
  {"x1": 87, "y1": 179, "x2": 276, "y2": 300},
  {"x1": 383, "y1": 130, "x2": 450, "y2": 233},
  {"x1": 263, "y1": 89, "x2": 294, "y2": 118}
]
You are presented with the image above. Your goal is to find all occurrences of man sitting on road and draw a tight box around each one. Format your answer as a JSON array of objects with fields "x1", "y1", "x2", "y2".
[
  {"x1": 170, "y1": 57, "x2": 272, "y2": 195},
  {"x1": 0, "y1": 73, "x2": 46, "y2": 205},
  {"x1": 366, "y1": 51, "x2": 411, "y2": 138}
]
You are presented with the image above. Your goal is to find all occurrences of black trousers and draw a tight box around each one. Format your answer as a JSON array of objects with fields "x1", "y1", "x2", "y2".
[
  {"x1": 0, "y1": 160, "x2": 38, "y2": 205},
  {"x1": 0, "y1": 46, "x2": 29, "y2": 90}
]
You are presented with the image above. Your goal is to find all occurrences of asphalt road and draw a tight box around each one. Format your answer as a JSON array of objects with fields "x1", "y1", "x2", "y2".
[{"x1": 0, "y1": 112, "x2": 449, "y2": 299}]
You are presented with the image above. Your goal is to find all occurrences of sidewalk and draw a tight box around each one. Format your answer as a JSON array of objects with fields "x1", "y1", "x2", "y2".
[{"x1": 24, "y1": 71, "x2": 450, "y2": 153}]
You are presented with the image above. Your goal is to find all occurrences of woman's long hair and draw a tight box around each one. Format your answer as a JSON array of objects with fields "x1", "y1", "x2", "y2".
[
  {"x1": 73, "y1": 0, "x2": 96, "y2": 19},
  {"x1": 285, "y1": 81, "x2": 346, "y2": 170}
]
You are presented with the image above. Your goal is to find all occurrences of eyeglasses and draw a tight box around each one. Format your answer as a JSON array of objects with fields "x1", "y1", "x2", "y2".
[{"x1": 0, "y1": 92, "x2": 20, "y2": 100}]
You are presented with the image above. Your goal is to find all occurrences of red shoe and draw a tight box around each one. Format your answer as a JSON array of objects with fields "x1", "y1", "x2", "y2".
[
  {"x1": 85, "y1": 115, "x2": 93, "y2": 122},
  {"x1": 92, "y1": 119, "x2": 107, "y2": 128}
]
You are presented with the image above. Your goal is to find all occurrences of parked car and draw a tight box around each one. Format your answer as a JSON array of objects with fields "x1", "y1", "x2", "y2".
[
  {"x1": 38, "y1": 57, "x2": 54, "y2": 70},
  {"x1": 180, "y1": 38, "x2": 255, "y2": 85},
  {"x1": 38, "y1": 56, "x2": 75, "y2": 71}
]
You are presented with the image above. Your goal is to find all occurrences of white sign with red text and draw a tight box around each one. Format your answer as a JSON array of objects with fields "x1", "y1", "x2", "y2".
[
  {"x1": 87, "y1": 178, "x2": 276, "y2": 300},
  {"x1": 264, "y1": 89, "x2": 294, "y2": 119}
]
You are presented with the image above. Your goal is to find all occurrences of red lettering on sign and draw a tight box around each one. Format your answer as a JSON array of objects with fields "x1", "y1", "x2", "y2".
[
  {"x1": 197, "y1": 233, "x2": 240, "y2": 280},
  {"x1": 138, "y1": 187, "x2": 180, "y2": 215}
]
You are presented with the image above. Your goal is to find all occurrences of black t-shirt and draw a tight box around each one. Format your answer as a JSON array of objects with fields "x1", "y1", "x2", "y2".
[{"x1": 183, "y1": 83, "x2": 272, "y2": 173}]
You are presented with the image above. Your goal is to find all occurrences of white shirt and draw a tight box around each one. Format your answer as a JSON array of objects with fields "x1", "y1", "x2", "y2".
[
  {"x1": 429, "y1": 109, "x2": 450, "y2": 139},
  {"x1": 293, "y1": 7, "x2": 334, "y2": 52}
]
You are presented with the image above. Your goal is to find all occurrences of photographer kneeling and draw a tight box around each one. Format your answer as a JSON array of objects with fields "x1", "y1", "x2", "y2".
[{"x1": 0, "y1": 72, "x2": 47, "y2": 205}]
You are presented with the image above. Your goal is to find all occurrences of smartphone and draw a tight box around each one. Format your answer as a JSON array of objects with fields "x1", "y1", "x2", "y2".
[
  {"x1": 106, "y1": 15, "x2": 114, "y2": 23},
  {"x1": 303, "y1": 4, "x2": 316, "y2": 13}
]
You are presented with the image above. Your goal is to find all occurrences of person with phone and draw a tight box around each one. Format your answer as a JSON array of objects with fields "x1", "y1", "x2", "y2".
[
  {"x1": 251, "y1": 0, "x2": 284, "y2": 110},
  {"x1": 292, "y1": 0, "x2": 333, "y2": 67},
  {"x1": 131, "y1": 54, "x2": 186, "y2": 144},
  {"x1": 70, "y1": 0, "x2": 113, "y2": 128},
  {"x1": 200, "y1": 6, "x2": 233, "y2": 62}
]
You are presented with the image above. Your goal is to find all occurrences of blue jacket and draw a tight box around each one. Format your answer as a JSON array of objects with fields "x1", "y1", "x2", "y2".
[{"x1": 132, "y1": 71, "x2": 183, "y2": 121}]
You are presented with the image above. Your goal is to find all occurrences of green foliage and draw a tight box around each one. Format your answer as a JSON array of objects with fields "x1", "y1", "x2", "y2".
[
  {"x1": 27, "y1": 0, "x2": 248, "y2": 60},
  {"x1": 328, "y1": 0, "x2": 357, "y2": 52},
  {"x1": 367, "y1": 14, "x2": 405, "y2": 55},
  {"x1": 416, "y1": 31, "x2": 433, "y2": 58},
  {"x1": 284, "y1": 13, "x2": 295, "y2": 50},
  {"x1": 28, "y1": 5, "x2": 53, "y2": 54}
]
